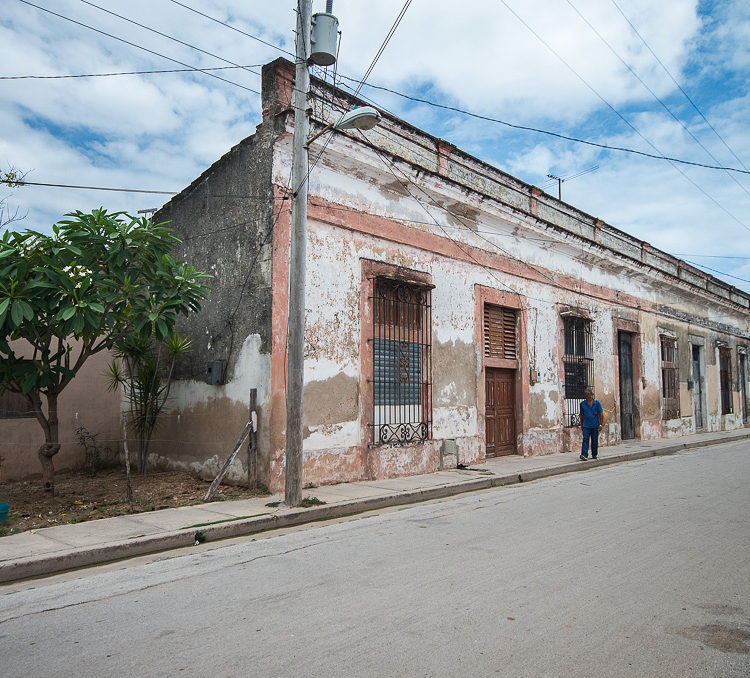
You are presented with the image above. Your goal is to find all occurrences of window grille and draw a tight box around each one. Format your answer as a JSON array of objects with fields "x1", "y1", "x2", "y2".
[
  {"x1": 484, "y1": 305, "x2": 517, "y2": 359},
  {"x1": 719, "y1": 347, "x2": 732, "y2": 415},
  {"x1": 660, "y1": 336, "x2": 680, "y2": 419},
  {"x1": 0, "y1": 390, "x2": 36, "y2": 419},
  {"x1": 371, "y1": 278, "x2": 432, "y2": 444},
  {"x1": 563, "y1": 317, "x2": 593, "y2": 427}
]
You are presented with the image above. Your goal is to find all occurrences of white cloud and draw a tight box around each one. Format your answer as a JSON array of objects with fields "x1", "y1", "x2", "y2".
[{"x1": 1, "y1": 0, "x2": 749, "y2": 289}]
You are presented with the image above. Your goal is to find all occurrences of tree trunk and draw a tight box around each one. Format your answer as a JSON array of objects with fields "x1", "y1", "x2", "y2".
[{"x1": 38, "y1": 391, "x2": 61, "y2": 493}]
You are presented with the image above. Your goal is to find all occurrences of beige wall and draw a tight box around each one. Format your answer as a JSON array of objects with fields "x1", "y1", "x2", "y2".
[{"x1": 0, "y1": 347, "x2": 121, "y2": 482}]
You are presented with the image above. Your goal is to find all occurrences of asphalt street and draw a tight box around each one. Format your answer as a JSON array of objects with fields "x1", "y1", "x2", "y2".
[{"x1": 1, "y1": 441, "x2": 749, "y2": 677}]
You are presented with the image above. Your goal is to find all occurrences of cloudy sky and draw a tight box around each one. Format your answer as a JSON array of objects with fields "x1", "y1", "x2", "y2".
[{"x1": 2, "y1": 0, "x2": 750, "y2": 291}]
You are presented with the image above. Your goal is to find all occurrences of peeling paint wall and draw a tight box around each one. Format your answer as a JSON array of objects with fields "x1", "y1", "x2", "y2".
[{"x1": 148, "y1": 58, "x2": 750, "y2": 491}]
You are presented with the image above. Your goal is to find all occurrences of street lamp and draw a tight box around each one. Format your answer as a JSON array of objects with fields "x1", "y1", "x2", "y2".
[
  {"x1": 306, "y1": 106, "x2": 382, "y2": 147},
  {"x1": 285, "y1": 1, "x2": 380, "y2": 506}
]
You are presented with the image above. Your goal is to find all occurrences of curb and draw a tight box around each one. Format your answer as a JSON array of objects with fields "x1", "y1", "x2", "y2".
[{"x1": 2, "y1": 431, "x2": 749, "y2": 583}]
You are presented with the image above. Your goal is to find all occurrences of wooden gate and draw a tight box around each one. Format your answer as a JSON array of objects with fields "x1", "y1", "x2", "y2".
[{"x1": 485, "y1": 367, "x2": 515, "y2": 456}]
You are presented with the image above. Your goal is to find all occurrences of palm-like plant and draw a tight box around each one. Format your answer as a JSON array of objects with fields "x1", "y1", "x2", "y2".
[{"x1": 108, "y1": 333, "x2": 192, "y2": 476}]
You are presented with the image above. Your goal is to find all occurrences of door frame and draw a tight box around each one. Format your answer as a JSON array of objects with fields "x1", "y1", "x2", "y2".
[
  {"x1": 475, "y1": 285, "x2": 529, "y2": 457},
  {"x1": 612, "y1": 318, "x2": 642, "y2": 440},
  {"x1": 690, "y1": 341, "x2": 706, "y2": 430},
  {"x1": 739, "y1": 349, "x2": 748, "y2": 424},
  {"x1": 485, "y1": 366, "x2": 516, "y2": 456},
  {"x1": 617, "y1": 330, "x2": 636, "y2": 440}
]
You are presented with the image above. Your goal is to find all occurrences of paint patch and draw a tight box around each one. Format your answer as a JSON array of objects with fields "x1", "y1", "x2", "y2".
[
  {"x1": 302, "y1": 372, "x2": 359, "y2": 428},
  {"x1": 433, "y1": 338, "x2": 476, "y2": 406}
]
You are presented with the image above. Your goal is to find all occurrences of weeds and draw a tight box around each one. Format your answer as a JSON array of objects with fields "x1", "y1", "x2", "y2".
[
  {"x1": 300, "y1": 496, "x2": 326, "y2": 507},
  {"x1": 75, "y1": 426, "x2": 115, "y2": 474}
]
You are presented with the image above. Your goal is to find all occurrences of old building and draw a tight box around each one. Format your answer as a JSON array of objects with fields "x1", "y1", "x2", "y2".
[{"x1": 151, "y1": 57, "x2": 750, "y2": 492}]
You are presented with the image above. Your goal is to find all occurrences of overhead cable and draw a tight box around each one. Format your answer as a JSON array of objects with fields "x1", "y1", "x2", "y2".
[
  {"x1": 497, "y1": 0, "x2": 750, "y2": 234},
  {"x1": 609, "y1": 0, "x2": 750, "y2": 174},
  {"x1": 18, "y1": 0, "x2": 261, "y2": 95},
  {"x1": 0, "y1": 65, "x2": 264, "y2": 80}
]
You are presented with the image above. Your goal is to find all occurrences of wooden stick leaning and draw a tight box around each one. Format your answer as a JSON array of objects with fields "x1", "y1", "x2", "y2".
[{"x1": 204, "y1": 421, "x2": 252, "y2": 502}]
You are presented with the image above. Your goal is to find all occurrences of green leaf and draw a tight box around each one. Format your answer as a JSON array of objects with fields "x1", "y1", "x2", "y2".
[
  {"x1": 88, "y1": 302, "x2": 105, "y2": 314},
  {"x1": 0, "y1": 298, "x2": 9, "y2": 315},
  {"x1": 21, "y1": 371, "x2": 37, "y2": 394},
  {"x1": 10, "y1": 301, "x2": 22, "y2": 326},
  {"x1": 17, "y1": 300, "x2": 34, "y2": 321},
  {"x1": 61, "y1": 306, "x2": 76, "y2": 321},
  {"x1": 156, "y1": 318, "x2": 168, "y2": 338}
]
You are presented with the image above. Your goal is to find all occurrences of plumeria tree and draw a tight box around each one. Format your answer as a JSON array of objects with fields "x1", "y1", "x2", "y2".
[{"x1": 0, "y1": 209, "x2": 210, "y2": 492}]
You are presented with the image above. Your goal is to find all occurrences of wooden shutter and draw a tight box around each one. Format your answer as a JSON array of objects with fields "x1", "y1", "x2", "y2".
[{"x1": 484, "y1": 305, "x2": 517, "y2": 359}]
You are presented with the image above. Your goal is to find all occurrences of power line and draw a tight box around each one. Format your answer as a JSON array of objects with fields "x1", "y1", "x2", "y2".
[
  {"x1": 335, "y1": 74, "x2": 750, "y2": 177},
  {"x1": 319, "y1": 83, "x2": 741, "y2": 287},
  {"x1": 565, "y1": 0, "x2": 750, "y2": 202},
  {"x1": 12, "y1": 180, "x2": 287, "y2": 200},
  {"x1": 79, "y1": 0, "x2": 263, "y2": 83},
  {"x1": 497, "y1": 0, "x2": 750, "y2": 235},
  {"x1": 682, "y1": 260, "x2": 750, "y2": 285},
  {"x1": 357, "y1": 129, "x2": 558, "y2": 302},
  {"x1": 167, "y1": 0, "x2": 295, "y2": 58},
  {"x1": 351, "y1": 0, "x2": 412, "y2": 100},
  {"x1": 0, "y1": 65, "x2": 264, "y2": 80},
  {"x1": 298, "y1": 0, "x2": 413, "y2": 196},
  {"x1": 674, "y1": 254, "x2": 750, "y2": 261},
  {"x1": 609, "y1": 0, "x2": 750, "y2": 175},
  {"x1": 18, "y1": 0, "x2": 261, "y2": 96}
]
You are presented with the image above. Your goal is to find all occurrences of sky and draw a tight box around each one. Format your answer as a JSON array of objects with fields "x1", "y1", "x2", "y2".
[{"x1": 2, "y1": 0, "x2": 750, "y2": 291}]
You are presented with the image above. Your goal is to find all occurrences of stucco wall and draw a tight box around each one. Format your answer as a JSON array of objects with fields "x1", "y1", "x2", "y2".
[
  {"x1": 137, "y1": 58, "x2": 750, "y2": 491},
  {"x1": 0, "y1": 348, "x2": 121, "y2": 482}
]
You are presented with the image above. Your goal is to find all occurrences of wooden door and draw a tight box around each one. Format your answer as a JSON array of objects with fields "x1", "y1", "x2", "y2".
[
  {"x1": 618, "y1": 331, "x2": 635, "y2": 439},
  {"x1": 485, "y1": 367, "x2": 516, "y2": 456}
]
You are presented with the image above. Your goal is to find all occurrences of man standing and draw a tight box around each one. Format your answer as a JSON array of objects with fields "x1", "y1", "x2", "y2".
[{"x1": 580, "y1": 387, "x2": 603, "y2": 460}]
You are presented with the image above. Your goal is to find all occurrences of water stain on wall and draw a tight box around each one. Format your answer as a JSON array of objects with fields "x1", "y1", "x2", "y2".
[{"x1": 303, "y1": 372, "x2": 359, "y2": 428}]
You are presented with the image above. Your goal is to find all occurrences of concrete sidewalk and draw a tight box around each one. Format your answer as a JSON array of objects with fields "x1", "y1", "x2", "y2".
[{"x1": 2, "y1": 428, "x2": 749, "y2": 584}]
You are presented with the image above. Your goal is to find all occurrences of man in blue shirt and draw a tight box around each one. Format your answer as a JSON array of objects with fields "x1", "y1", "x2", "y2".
[{"x1": 580, "y1": 387, "x2": 603, "y2": 460}]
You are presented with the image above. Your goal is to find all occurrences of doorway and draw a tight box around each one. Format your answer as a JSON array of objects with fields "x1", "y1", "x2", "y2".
[
  {"x1": 740, "y1": 352, "x2": 748, "y2": 423},
  {"x1": 485, "y1": 367, "x2": 515, "y2": 456},
  {"x1": 618, "y1": 331, "x2": 635, "y2": 439},
  {"x1": 692, "y1": 345, "x2": 704, "y2": 430}
]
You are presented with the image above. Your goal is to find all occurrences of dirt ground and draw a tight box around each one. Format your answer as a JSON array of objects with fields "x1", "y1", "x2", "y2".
[{"x1": 0, "y1": 468, "x2": 270, "y2": 537}]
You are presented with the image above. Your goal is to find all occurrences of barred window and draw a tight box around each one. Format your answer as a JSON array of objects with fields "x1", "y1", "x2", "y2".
[
  {"x1": 484, "y1": 304, "x2": 517, "y2": 359},
  {"x1": 719, "y1": 347, "x2": 732, "y2": 415},
  {"x1": 0, "y1": 390, "x2": 36, "y2": 419},
  {"x1": 371, "y1": 278, "x2": 432, "y2": 445},
  {"x1": 563, "y1": 317, "x2": 593, "y2": 427},
  {"x1": 660, "y1": 336, "x2": 680, "y2": 419}
]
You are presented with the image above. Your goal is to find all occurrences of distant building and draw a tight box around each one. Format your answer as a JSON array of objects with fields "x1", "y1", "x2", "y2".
[{"x1": 150, "y1": 58, "x2": 750, "y2": 492}]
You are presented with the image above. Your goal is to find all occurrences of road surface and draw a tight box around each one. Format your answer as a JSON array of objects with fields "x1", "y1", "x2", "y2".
[{"x1": 2, "y1": 441, "x2": 749, "y2": 677}]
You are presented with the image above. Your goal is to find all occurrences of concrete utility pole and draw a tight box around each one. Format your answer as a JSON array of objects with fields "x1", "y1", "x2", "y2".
[{"x1": 285, "y1": 0, "x2": 312, "y2": 507}]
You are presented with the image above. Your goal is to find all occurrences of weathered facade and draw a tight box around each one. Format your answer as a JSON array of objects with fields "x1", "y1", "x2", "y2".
[{"x1": 151, "y1": 58, "x2": 750, "y2": 492}]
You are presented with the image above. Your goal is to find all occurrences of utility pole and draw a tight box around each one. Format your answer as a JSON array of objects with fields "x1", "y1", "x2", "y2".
[
  {"x1": 285, "y1": 0, "x2": 312, "y2": 507},
  {"x1": 547, "y1": 173, "x2": 563, "y2": 200}
]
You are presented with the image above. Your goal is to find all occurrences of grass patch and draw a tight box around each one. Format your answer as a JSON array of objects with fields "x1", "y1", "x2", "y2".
[{"x1": 300, "y1": 496, "x2": 326, "y2": 507}]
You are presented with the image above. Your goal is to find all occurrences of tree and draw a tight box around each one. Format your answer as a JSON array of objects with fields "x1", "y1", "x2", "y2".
[
  {"x1": 1, "y1": 166, "x2": 29, "y2": 229},
  {"x1": 108, "y1": 332, "x2": 192, "y2": 475},
  {"x1": 0, "y1": 209, "x2": 210, "y2": 492}
]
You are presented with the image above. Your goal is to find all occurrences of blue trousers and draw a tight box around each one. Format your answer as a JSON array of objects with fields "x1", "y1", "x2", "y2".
[{"x1": 581, "y1": 427, "x2": 599, "y2": 458}]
